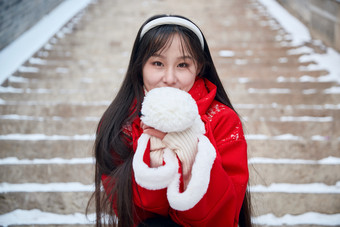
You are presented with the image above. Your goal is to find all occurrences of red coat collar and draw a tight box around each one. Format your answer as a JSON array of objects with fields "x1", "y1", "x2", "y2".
[{"x1": 188, "y1": 78, "x2": 217, "y2": 115}]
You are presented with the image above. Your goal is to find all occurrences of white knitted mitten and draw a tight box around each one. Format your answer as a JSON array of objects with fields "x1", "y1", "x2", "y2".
[
  {"x1": 149, "y1": 136, "x2": 166, "y2": 168},
  {"x1": 162, "y1": 127, "x2": 198, "y2": 188}
]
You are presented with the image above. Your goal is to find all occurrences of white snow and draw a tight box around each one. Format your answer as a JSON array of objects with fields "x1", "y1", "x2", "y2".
[
  {"x1": 0, "y1": 114, "x2": 100, "y2": 122},
  {"x1": 0, "y1": 182, "x2": 94, "y2": 193},
  {"x1": 0, "y1": 86, "x2": 23, "y2": 93},
  {"x1": 0, "y1": 115, "x2": 45, "y2": 121},
  {"x1": 324, "y1": 86, "x2": 340, "y2": 94},
  {"x1": 238, "y1": 77, "x2": 250, "y2": 83},
  {"x1": 300, "y1": 48, "x2": 340, "y2": 84},
  {"x1": 250, "y1": 182, "x2": 340, "y2": 194},
  {"x1": 235, "y1": 59, "x2": 248, "y2": 65},
  {"x1": 18, "y1": 66, "x2": 39, "y2": 73},
  {"x1": 311, "y1": 135, "x2": 331, "y2": 141},
  {"x1": 258, "y1": 0, "x2": 340, "y2": 84},
  {"x1": 0, "y1": 99, "x2": 111, "y2": 106},
  {"x1": 0, "y1": 157, "x2": 94, "y2": 165},
  {"x1": 302, "y1": 89, "x2": 317, "y2": 95},
  {"x1": 0, "y1": 0, "x2": 93, "y2": 85},
  {"x1": 245, "y1": 134, "x2": 331, "y2": 141},
  {"x1": 219, "y1": 50, "x2": 235, "y2": 57},
  {"x1": 245, "y1": 134, "x2": 302, "y2": 141},
  {"x1": 279, "y1": 116, "x2": 333, "y2": 122},
  {"x1": 28, "y1": 57, "x2": 47, "y2": 65},
  {"x1": 248, "y1": 88, "x2": 291, "y2": 94},
  {"x1": 287, "y1": 46, "x2": 314, "y2": 55},
  {"x1": 8, "y1": 76, "x2": 30, "y2": 83},
  {"x1": 0, "y1": 209, "x2": 95, "y2": 226},
  {"x1": 248, "y1": 156, "x2": 340, "y2": 165},
  {"x1": 234, "y1": 103, "x2": 340, "y2": 110},
  {"x1": 0, "y1": 134, "x2": 95, "y2": 141},
  {"x1": 257, "y1": 0, "x2": 311, "y2": 46},
  {"x1": 252, "y1": 212, "x2": 340, "y2": 226}
]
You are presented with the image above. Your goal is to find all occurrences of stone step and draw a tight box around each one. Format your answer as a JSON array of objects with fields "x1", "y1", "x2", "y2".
[
  {"x1": 1, "y1": 191, "x2": 338, "y2": 222},
  {"x1": 231, "y1": 93, "x2": 340, "y2": 105},
  {"x1": 0, "y1": 91, "x2": 117, "y2": 103},
  {"x1": 0, "y1": 164, "x2": 94, "y2": 184},
  {"x1": 9, "y1": 225, "x2": 93, "y2": 227},
  {"x1": 245, "y1": 121, "x2": 337, "y2": 137},
  {"x1": 0, "y1": 103, "x2": 106, "y2": 118},
  {"x1": 2, "y1": 90, "x2": 339, "y2": 105},
  {"x1": 0, "y1": 119, "x2": 97, "y2": 135},
  {"x1": 0, "y1": 140, "x2": 94, "y2": 159},
  {"x1": 218, "y1": 70, "x2": 328, "y2": 80},
  {"x1": 229, "y1": 81, "x2": 336, "y2": 91},
  {"x1": 7, "y1": 77, "x2": 121, "y2": 90},
  {"x1": 252, "y1": 193, "x2": 340, "y2": 216},
  {"x1": 214, "y1": 56, "x2": 310, "y2": 67},
  {"x1": 249, "y1": 163, "x2": 340, "y2": 185},
  {"x1": 1, "y1": 191, "x2": 94, "y2": 215},
  {"x1": 237, "y1": 105, "x2": 340, "y2": 118},
  {"x1": 0, "y1": 135, "x2": 337, "y2": 161},
  {"x1": 219, "y1": 69, "x2": 328, "y2": 79},
  {"x1": 1, "y1": 162, "x2": 338, "y2": 186},
  {"x1": 247, "y1": 140, "x2": 339, "y2": 160},
  {"x1": 7, "y1": 76, "x2": 336, "y2": 92},
  {"x1": 210, "y1": 47, "x2": 300, "y2": 56}
]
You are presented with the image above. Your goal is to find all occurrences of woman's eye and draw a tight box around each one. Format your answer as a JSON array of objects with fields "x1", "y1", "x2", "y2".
[
  {"x1": 153, "y1": 61, "x2": 163, "y2": 67},
  {"x1": 178, "y1": 63, "x2": 188, "y2": 68}
]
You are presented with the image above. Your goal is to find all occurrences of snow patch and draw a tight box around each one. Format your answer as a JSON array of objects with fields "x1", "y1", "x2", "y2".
[
  {"x1": 0, "y1": 182, "x2": 94, "y2": 193},
  {"x1": 324, "y1": 86, "x2": 340, "y2": 94},
  {"x1": 0, "y1": 209, "x2": 95, "y2": 226},
  {"x1": 249, "y1": 156, "x2": 340, "y2": 165},
  {"x1": 219, "y1": 50, "x2": 235, "y2": 57},
  {"x1": 279, "y1": 116, "x2": 333, "y2": 122},
  {"x1": 0, "y1": 134, "x2": 95, "y2": 141},
  {"x1": 0, "y1": 157, "x2": 94, "y2": 165},
  {"x1": 252, "y1": 212, "x2": 340, "y2": 226},
  {"x1": 246, "y1": 134, "x2": 302, "y2": 141},
  {"x1": 248, "y1": 88, "x2": 291, "y2": 94},
  {"x1": 257, "y1": 0, "x2": 311, "y2": 46}
]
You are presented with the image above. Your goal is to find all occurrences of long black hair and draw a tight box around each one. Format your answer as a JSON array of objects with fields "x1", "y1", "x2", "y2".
[{"x1": 87, "y1": 14, "x2": 252, "y2": 227}]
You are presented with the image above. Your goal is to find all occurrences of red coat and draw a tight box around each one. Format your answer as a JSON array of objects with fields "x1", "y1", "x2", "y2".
[{"x1": 103, "y1": 78, "x2": 249, "y2": 227}]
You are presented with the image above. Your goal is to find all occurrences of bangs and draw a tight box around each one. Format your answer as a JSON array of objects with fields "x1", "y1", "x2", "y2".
[{"x1": 140, "y1": 25, "x2": 203, "y2": 67}]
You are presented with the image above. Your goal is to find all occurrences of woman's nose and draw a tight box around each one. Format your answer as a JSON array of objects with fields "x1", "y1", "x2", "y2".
[{"x1": 163, "y1": 68, "x2": 177, "y2": 85}]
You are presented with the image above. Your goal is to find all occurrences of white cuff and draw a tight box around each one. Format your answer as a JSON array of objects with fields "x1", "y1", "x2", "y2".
[
  {"x1": 132, "y1": 133, "x2": 179, "y2": 190},
  {"x1": 167, "y1": 134, "x2": 216, "y2": 211}
]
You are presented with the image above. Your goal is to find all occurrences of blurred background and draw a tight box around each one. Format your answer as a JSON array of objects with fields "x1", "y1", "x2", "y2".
[{"x1": 0, "y1": 0, "x2": 339, "y2": 226}]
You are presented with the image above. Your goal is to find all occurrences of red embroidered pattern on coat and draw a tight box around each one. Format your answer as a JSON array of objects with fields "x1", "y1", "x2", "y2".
[{"x1": 206, "y1": 103, "x2": 245, "y2": 143}]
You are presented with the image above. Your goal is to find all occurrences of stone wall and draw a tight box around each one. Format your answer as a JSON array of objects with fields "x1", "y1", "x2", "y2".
[
  {"x1": 0, "y1": 0, "x2": 64, "y2": 51},
  {"x1": 277, "y1": 0, "x2": 340, "y2": 52}
]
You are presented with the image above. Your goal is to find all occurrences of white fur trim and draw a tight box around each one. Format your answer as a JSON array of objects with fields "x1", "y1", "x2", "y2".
[
  {"x1": 133, "y1": 133, "x2": 179, "y2": 190},
  {"x1": 167, "y1": 134, "x2": 216, "y2": 211},
  {"x1": 141, "y1": 87, "x2": 198, "y2": 133}
]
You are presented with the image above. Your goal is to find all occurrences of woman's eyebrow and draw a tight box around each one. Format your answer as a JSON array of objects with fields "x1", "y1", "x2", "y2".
[
  {"x1": 150, "y1": 54, "x2": 193, "y2": 60},
  {"x1": 150, "y1": 53, "x2": 165, "y2": 58},
  {"x1": 179, "y1": 55, "x2": 193, "y2": 60}
]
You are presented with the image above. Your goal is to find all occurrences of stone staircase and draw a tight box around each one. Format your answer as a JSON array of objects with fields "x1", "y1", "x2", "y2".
[{"x1": 0, "y1": 0, "x2": 339, "y2": 226}]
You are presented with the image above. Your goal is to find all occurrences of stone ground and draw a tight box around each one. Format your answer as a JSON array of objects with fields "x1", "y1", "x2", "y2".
[{"x1": 0, "y1": 0, "x2": 339, "y2": 226}]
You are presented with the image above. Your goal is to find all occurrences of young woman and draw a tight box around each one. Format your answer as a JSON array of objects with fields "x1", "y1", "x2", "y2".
[{"x1": 89, "y1": 14, "x2": 252, "y2": 227}]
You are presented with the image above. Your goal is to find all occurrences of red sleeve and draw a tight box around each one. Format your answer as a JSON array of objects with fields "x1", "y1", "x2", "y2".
[
  {"x1": 170, "y1": 104, "x2": 249, "y2": 227},
  {"x1": 131, "y1": 140, "x2": 170, "y2": 217},
  {"x1": 101, "y1": 120, "x2": 170, "y2": 223},
  {"x1": 130, "y1": 120, "x2": 171, "y2": 217}
]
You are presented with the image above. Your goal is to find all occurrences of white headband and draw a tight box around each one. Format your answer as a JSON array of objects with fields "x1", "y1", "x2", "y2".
[{"x1": 140, "y1": 17, "x2": 204, "y2": 49}]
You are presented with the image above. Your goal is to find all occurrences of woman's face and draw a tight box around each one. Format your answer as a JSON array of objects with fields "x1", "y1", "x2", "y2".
[{"x1": 142, "y1": 34, "x2": 199, "y2": 92}]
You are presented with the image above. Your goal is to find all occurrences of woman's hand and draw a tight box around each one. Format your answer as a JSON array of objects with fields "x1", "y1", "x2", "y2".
[{"x1": 140, "y1": 121, "x2": 167, "y2": 140}]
